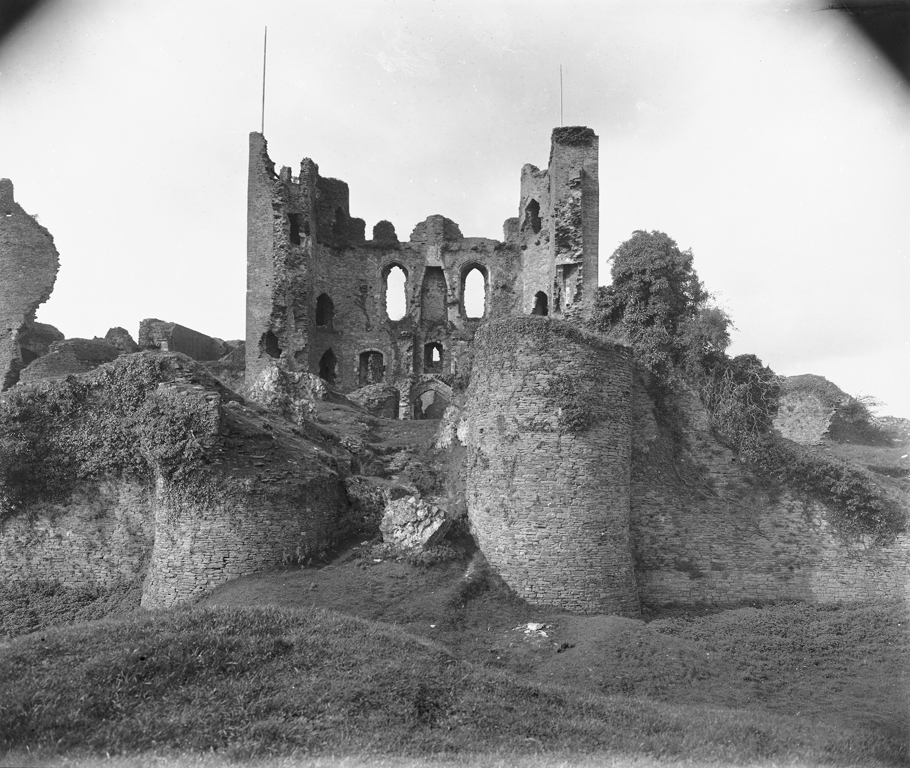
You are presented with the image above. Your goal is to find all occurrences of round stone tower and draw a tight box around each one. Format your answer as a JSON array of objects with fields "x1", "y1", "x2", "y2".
[{"x1": 463, "y1": 316, "x2": 640, "y2": 616}]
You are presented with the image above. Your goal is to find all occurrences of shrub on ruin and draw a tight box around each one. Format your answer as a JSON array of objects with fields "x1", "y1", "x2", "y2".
[
  {"x1": 592, "y1": 230, "x2": 731, "y2": 380},
  {"x1": 699, "y1": 353, "x2": 781, "y2": 447},
  {"x1": 0, "y1": 355, "x2": 214, "y2": 521},
  {"x1": 698, "y1": 354, "x2": 902, "y2": 539}
]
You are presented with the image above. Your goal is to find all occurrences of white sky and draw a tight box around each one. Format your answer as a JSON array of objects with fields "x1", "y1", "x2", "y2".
[{"x1": 1, "y1": 0, "x2": 908, "y2": 416}]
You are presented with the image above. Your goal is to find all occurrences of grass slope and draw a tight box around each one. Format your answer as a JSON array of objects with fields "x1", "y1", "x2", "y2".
[{"x1": 1, "y1": 603, "x2": 902, "y2": 767}]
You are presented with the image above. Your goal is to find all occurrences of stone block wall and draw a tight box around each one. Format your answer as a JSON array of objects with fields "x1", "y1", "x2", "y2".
[
  {"x1": 629, "y1": 376, "x2": 910, "y2": 606},
  {"x1": 0, "y1": 479, "x2": 154, "y2": 588},
  {"x1": 138, "y1": 319, "x2": 226, "y2": 361},
  {"x1": 463, "y1": 316, "x2": 640, "y2": 616},
  {"x1": 141, "y1": 472, "x2": 348, "y2": 608},
  {"x1": 0, "y1": 356, "x2": 353, "y2": 609},
  {"x1": 245, "y1": 128, "x2": 600, "y2": 418}
]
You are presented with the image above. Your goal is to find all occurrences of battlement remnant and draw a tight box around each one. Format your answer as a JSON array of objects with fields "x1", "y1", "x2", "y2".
[
  {"x1": 245, "y1": 127, "x2": 600, "y2": 418},
  {"x1": 0, "y1": 179, "x2": 60, "y2": 390}
]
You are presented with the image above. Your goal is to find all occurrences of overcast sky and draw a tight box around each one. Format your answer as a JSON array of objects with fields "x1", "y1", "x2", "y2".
[{"x1": 1, "y1": 0, "x2": 908, "y2": 416}]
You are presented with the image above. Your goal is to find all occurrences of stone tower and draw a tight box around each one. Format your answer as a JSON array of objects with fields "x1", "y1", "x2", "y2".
[
  {"x1": 514, "y1": 126, "x2": 599, "y2": 322},
  {"x1": 463, "y1": 316, "x2": 640, "y2": 617}
]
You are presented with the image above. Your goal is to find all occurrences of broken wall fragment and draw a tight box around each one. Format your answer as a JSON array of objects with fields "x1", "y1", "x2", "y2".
[{"x1": 0, "y1": 179, "x2": 60, "y2": 390}]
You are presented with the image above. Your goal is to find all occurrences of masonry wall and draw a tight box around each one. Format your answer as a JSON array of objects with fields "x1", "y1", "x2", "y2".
[
  {"x1": 141, "y1": 472, "x2": 348, "y2": 608},
  {"x1": 0, "y1": 179, "x2": 59, "y2": 390},
  {"x1": 138, "y1": 319, "x2": 226, "y2": 361},
  {"x1": 0, "y1": 355, "x2": 354, "y2": 609},
  {"x1": 629, "y1": 376, "x2": 910, "y2": 606},
  {"x1": 18, "y1": 338, "x2": 120, "y2": 383},
  {"x1": 245, "y1": 129, "x2": 599, "y2": 416},
  {"x1": 463, "y1": 316, "x2": 640, "y2": 616},
  {"x1": 0, "y1": 479, "x2": 154, "y2": 588},
  {"x1": 548, "y1": 127, "x2": 599, "y2": 321}
]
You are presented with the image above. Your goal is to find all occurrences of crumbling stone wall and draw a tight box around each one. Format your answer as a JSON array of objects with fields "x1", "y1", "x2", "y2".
[
  {"x1": 0, "y1": 354, "x2": 352, "y2": 609},
  {"x1": 0, "y1": 179, "x2": 59, "y2": 390},
  {"x1": 0, "y1": 479, "x2": 154, "y2": 588},
  {"x1": 18, "y1": 321, "x2": 64, "y2": 363},
  {"x1": 141, "y1": 468, "x2": 347, "y2": 609},
  {"x1": 629, "y1": 377, "x2": 910, "y2": 606},
  {"x1": 18, "y1": 338, "x2": 120, "y2": 383},
  {"x1": 139, "y1": 318, "x2": 227, "y2": 361},
  {"x1": 463, "y1": 316, "x2": 640, "y2": 616},
  {"x1": 245, "y1": 128, "x2": 600, "y2": 416},
  {"x1": 546, "y1": 127, "x2": 599, "y2": 322}
]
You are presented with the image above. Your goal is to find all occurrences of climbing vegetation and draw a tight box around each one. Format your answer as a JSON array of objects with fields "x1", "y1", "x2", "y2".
[
  {"x1": 592, "y1": 230, "x2": 732, "y2": 380},
  {"x1": 593, "y1": 230, "x2": 904, "y2": 539},
  {"x1": 0, "y1": 355, "x2": 215, "y2": 521}
]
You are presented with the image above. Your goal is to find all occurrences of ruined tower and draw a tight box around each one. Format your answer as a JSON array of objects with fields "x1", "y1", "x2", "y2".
[
  {"x1": 463, "y1": 316, "x2": 640, "y2": 617},
  {"x1": 0, "y1": 179, "x2": 59, "y2": 390},
  {"x1": 245, "y1": 127, "x2": 600, "y2": 416}
]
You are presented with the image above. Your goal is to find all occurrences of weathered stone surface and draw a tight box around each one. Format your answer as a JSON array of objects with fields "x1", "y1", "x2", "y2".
[
  {"x1": 0, "y1": 353, "x2": 352, "y2": 608},
  {"x1": 246, "y1": 361, "x2": 328, "y2": 422},
  {"x1": 379, "y1": 495, "x2": 452, "y2": 550},
  {"x1": 629, "y1": 374, "x2": 910, "y2": 607},
  {"x1": 202, "y1": 341, "x2": 246, "y2": 394},
  {"x1": 18, "y1": 320, "x2": 64, "y2": 363},
  {"x1": 245, "y1": 128, "x2": 600, "y2": 418},
  {"x1": 464, "y1": 316, "x2": 640, "y2": 617},
  {"x1": 348, "y1": 383, "x2": 400, "y2": 419},
  {"x1": 18, "y1": 337, "x2": 120, "y2": 383},
  {"x1": 773, "y1": 374, "x2": 848, "y2": 445},
  {"x1": 0, "y1": 179, "x2": 59, "y2": 390},
  {"x1": 138, "y1": 318, "x2": 227, "y2": 361},
  {"x1": 103, "y1": 326, "x2": 139, "y2": 354}
]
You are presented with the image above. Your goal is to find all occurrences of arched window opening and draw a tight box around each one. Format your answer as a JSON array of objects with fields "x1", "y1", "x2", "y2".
[
  {"x1": 525, "y1": 199, "x2": 541, "y2": 234},
  {"x1": 289, "y1": 214, "x2": 301, "y2": 245},
  {"x1": 262, "y1": 331, "x2": 282, "y2": 359},
  {"x1": 462, "y1": 266, "x2": 486, "y2": 319},
  {"x1": 315, "y1": 293, "x2": 335, "y2": 328},
  {"x1": 532, "y1": 291, "x2": 549, "y2": 316},
  {"x1": 332, "y1": 207, "x2": 346, "y2": 239},
  {"x1": 385, "y1": 265, "x2": 407, "y2": 321},
  {"x1": 413, "y1": 387, "x2": 450, "y2": 420},
  {"x1": 319, "y1": 349, "x2": 338, "y2": 385},
  {"x1": 358, "y1": 351, "x2": 384, "y2": 386},
  {"x1": 424, "y1": 342, "x2": 443, "y2": 372}
]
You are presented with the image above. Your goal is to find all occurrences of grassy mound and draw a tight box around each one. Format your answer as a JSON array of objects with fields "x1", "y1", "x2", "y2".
[
  {"x1": 1, "y1": 604, "x2": 900, "y2": 765},
  {"x1": 651, "y1": 600, "x2": 910, "y2": 741}
]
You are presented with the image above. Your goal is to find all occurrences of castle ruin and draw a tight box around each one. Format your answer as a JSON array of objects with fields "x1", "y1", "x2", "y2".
[
  {"x1": 245, "y1": 126, "x2": 599, "y2": 419},
  {"x1": 0, "y1": 127, "x2": 907, "y2": 618}
]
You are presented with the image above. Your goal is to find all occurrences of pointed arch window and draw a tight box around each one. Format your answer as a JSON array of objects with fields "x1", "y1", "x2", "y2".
[{"x1": 462, "y1": 265, "x2": 487, "y2": 319}]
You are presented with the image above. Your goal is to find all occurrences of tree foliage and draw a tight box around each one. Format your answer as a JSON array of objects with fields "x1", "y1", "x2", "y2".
[{"x1": 592, "y1": 230, "x2": 731, "y2": 378}]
